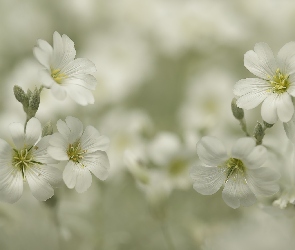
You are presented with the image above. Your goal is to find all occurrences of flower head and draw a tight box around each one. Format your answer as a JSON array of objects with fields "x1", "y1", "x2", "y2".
[
  {"x1": 0, "y1": 118, "x2": 62, "y2": 203},
  {"x1": 33, "y1": 31, "x2": 97, "y2": 106},
  {"x1": 48, "y1": 116, "x2": 110, "y2": 193},
  {"x1": 234, "y1": 42, "x2": 295, "y2": 124},
  {"x1": 190, "y1": 136, "x2": 280, "y2": 209}
]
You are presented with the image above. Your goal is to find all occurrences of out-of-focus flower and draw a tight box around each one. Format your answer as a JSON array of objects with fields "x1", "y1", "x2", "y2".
[
  {"x1": 190, "y1": 136, "x2": 279, "y2": 209},
  {"x1": 234, "y1": 42, "x2": 295, "y2": 124},
  {"x1": 48, "y1": 116, "x2": 110, "y2": 193},
  {"x1": 148, "y1": 132, "x2": 193, "y2": 190},
  {"x1": 0, "y1": 118, "x2": 61, "y2": 203},
  {"x1": 33, "y1": 31, "x2": 97, "y2": 106}
]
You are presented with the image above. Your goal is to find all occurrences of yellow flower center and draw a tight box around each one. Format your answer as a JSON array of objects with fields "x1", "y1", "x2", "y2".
[
  {"x1": 225, "y1": 158, "x2": 245, "y2": 182},
  {"x1": 12, "y1": 147, "x2": 41, "y2": 179},
  {"x1": 67, "y1": 141, "x2": 87, "y2": 166},
  {"x1": 268, "y1": 68, "x2": 290, "y2": 94},
  {"x1": 51, "y1": 68, "x2": 67, "y2": 84}
]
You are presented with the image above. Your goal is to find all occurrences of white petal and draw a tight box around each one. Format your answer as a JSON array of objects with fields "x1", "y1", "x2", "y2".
[
  {"x1": 283, "y1": 114, "x2": 295, "y2": 143},
  {"x1": 63, "y1": 161, "x2": 78, "y2": 189},
  {"x1": 56, "y1": 119, "x2": 71, "y2": 138},
  {"x1": 75, "y1": 168, "x2": 92, "y2": 193},
  {"x1": 29, "y1": 165, "x2": 62, "y2": 188},
  {"x1": 81, "y1": 126, "x2": 110, "y2": 152},
  {"x1": 231, "y1": 137, "x2": 255, "y2": 160},
  {"x1": 39, "y1": 70, "x2": 55, "y2": 88},
  {"x1": 246, "y1": 168, "x2": 280, "y2": 196},
  {"x1": 65, "y1": 84, "x2": 94, "y2": 106},
  {"x1": 25, "y1": 118, "x2": 41, "y2": 147},
  {"x1": 52, "y1": 32, "x2": 76, "y2": 69},
  {"x1": 234, "y1": 78, "x2": 270, "y2": 109},
  {"x1": 49, "y1": 132, "x2": 68, "y2": 149},
  {"x1": 61, "y1": 58, "x2": 96, "y2": 76},
  {"x1": 26, "y1": 166, "x2": 54, "y2": 201},
  {"x1": 277, "y1": 42, "x2": 295, "y2": 75},
  {"x1": 0, "y1": 166, "x2": 23, "y2": 203},
  {"x1": 84, "y1": 151, "x2": 110, "y2": 180},
  {"x1": 190, "y1": 165, "x2": 226, "y2": 195},
  {"x1": 47, "y1": 146, "x2": 69, "y2": 161},
  {"x1": 244, "y1": 43, "x2": 277, "y2": 79},
  {"x1": 51, "y1": 83, "x2": 67, "y2": 100},
  {"x1": 0, "y1": 139, "x2": 13, "y2": 165},
  {"x1": 34, "y1": 136, "x2": 58, "y2": 164},
  {"x1": 62, "y1": 75, "x2": 97, "y2": 90},
  {"x1": 276, "y1": 92, "x2": 294, "y2": 123},
  {"x1": 9, "y1": 122, "x2": 25, "y2": 150},
  {"x1": 65, "y1": 116, "x2": 83, "y2": 144},
  {"x1": 196, "y1": 136, "x2": 228, "y2": 166},
  {"x1": 37, "y1": 39, "x2": 53, "y2": 54},
  {"x1": 243, "y1": 146, "x2": 267, "y2": 169},
  {"x1": 33, "y1": 47, "x2": 51, "y2": 69},
  {"x1": 261, "y1": 94, "x2": 278, "y2": 124},
  {"x1": 222, "y1": 173, "x2": 256, "y2": 209}
]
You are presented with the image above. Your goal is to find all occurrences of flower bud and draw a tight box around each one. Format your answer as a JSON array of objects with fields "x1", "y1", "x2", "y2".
[
  {"x1": 231, "y1": 98, "x2": 244, "y2": 120},
  {"x1": 42, "y1": 121, "x2": 53, "y2": 136},
  {"x1": 254, "y1": 122, "x2": 264, "y2": 145}
]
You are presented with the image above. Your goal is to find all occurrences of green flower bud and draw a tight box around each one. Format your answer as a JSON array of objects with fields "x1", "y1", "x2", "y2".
[
  {"x1": 231, "y1": 98, "x2": 244, "y2": 120},
  {"x1": 28, "y1": 88, "x2": 40, "y2": 117},
  {"x1": 42, "y1": 121, "x2": 53, "y2": 137},
  {"x1": 13, "y1": 85, "x2": 29, "y2": 107},
  {"x1": 254, "y1": 122, "x2": 265, "y2": 145},
  {"x1": 263, "y1": 121, "x2": 274, "y2": 128}
]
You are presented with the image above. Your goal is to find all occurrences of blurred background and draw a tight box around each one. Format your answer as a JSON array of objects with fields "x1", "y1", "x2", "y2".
[{"x1": 1, "y1": 0, "x2": 295, "y2": 249}]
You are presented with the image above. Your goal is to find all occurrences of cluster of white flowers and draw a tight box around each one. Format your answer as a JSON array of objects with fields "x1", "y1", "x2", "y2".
[
  {"x1": 189, "y1": 42, "x2": 295, "y2": 209},
  {"x1": 0, "y1": 32, "x2": 110, "y2": 203}
]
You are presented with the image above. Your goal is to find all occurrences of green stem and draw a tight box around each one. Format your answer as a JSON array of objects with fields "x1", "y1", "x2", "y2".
[{"x1": 239, "y1": 118, "x2": 250, "y2": 137}]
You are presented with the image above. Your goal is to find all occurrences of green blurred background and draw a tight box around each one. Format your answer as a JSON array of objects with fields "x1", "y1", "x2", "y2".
[{"x1": 0, "y1": 0, "x2": 295, "y2": 249}]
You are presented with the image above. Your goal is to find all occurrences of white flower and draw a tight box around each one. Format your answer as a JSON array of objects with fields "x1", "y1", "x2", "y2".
[
  {"x1": 234, "y1": 42, "x2": 295, "y2": 124},
  {"x1": 33, "y1": 31, "x2": 97, "y2": 106},
  {"x1": 190, "y1": 136, "x2": 279, "y2": 209},
  {"x1": 0, "y1": 118, "x2": 62, "y2": 203},
  {"x1": 47, "y1": 116, "x2": 110, "y2": 193}
]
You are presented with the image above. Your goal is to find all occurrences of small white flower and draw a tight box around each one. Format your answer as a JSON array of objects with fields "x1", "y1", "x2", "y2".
[
  {"x1": 234, "y1": 42, "x2": 295, "y2": 124},
  {"x1": 33, "y1": 31, "x2": 97, "y2": 106},
  {"x1": 0, "y1": 118, "x2": 62, "y2": 203},
  {"x1": 48, "y1": 116, "x2": 110, "y2": 193},
  {"x1": 190, "y1": 136, "x2": 280, "y2": 209}
]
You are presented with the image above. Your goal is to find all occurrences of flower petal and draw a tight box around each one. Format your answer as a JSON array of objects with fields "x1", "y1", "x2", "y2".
[
  {"x1": 39, "y1": 70, "x2": 55, "y2": 88},
  {"x1": 196, "y1": 136, "x2": 228, "y2": 166},
  {"x1": 61, "y1": 58, "x2": 96, "y2": 76},
  {"x1": 9, "y1": 122, "x2": 25, "y2": 150},
  {"x1": 277, "y1": 42, "x2": 295, "y2": 75},
  {"x1": 190, "y1": 165, "x2": 226, "y2": 195},
  {"x1": 261, "y1": 94, "x2": 278, "y2": 124},
  {"x1": 51, "y1": 83, "x2": 67, "y2": 100},
  {"x1": 246, "y1": 167, "x2": 280, "y2": 196},
  {"x1": 64, "y1": 74, "x2": 97, "y2": 90},
  {"x1": 222, "y1": 173, "x2": 257, "y2": 209},
  {"x1": 25, "y1": 117, "x2": 41, "y2": 147},
  {"x1": 75, "y1": 168, "x2": 92, "y2": 193},
  {"x1": 47, "y1": 146, "x2": 69, "y2": 161},
  {"x1": 0, "y1": 139, "x2": 13, "y2": 165},
  {"x1": 63, "y1": 161, "x2": 78, "y2": 189},
  {"x1": 234, "y1": 78, "x2": 270, "y2": 109},
  {"x1": 83, "y1": 151, "x2": 110, "y2": 180},
  {"x1": 80, "y1": 126, "x2": 110, "y2": 152},
  {"x1": 26, "y1": 166, "x2": 54, "y2": 201},
  {"x1": 65, "y1": 116, "x2": 83, "y2": 144},
  {"x1": 244, "y1": 43, "x2": 277, "y2": 79},
  {"x1": 49, "y1": 132, "x2": 68, "y2": 149},
  {"x1": 52, "y1": 32, "x2": 76, "y2": 69},
  {"x1": 276, "y1": 92, "x2": 294, "y2": 123},
  {"x1": 243, "y1": 145, "x2": 267, "y2": 169},
  {"x1": 64, "y1": 84, "x2": 94, "y2": 106},
  {"x1": 0, "y1": 166, "x2": 23, "y2": 203},
  {"x1": 231, "y1": 137, "x2": 256, "y2": 160},
  {"x1": 56, "y1": 119, "x2": 71, "y2": 138},
  {"x1": 34, "y1": 136, "x2": 58, "y2": 164}
]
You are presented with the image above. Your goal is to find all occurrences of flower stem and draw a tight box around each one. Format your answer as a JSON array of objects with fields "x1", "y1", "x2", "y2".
[{"x1": 239, "y1": 118, "x2": 250, "y2": 137}]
